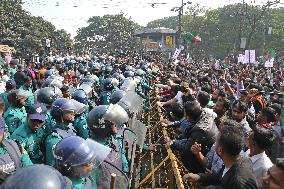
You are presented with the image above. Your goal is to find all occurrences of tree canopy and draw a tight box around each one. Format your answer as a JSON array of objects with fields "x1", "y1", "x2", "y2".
[
  {"x1": 0, "y1": 0, "x2": 72, "y2": 57},
  {"x1": 147, "y1": 3, "x2": 284, "y2": 58},
  {"x1": 74, "y1": 14, "x2": 141, "y2": 54}
]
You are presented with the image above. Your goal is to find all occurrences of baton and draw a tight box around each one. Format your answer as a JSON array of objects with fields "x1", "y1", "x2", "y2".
[{"x1": 110, "y1": 173, "x2": 116, "y2": 189}]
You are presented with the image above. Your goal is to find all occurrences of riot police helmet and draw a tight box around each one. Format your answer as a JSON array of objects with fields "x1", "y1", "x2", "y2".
[
  {"x1": 37, "y1": 87, "x2": 63, "y2": 107},
  {"x1": 109, "y1": 89, "x2": 126, "y2": 104},
  {"x1": 1, "y1": 164, "x2": 72, "y2": 189}
]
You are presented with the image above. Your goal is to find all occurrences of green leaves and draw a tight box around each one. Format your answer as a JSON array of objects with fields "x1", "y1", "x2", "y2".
[
  {"x1": 0, "y1": 0, "x2": 72, "y2": 56},
  {"x1": 74, "y1": 13, "x2": 141, "y2": 54},
  {"x1": 146, "y1": 4, "x2": 284, "y2": 58}
]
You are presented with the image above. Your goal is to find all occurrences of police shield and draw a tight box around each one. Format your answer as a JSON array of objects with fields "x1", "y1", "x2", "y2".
[
  {"x1": 128, "y1": 118, "x2": 147, "y2": 150},
  {"x1": 103, "y1": 104, "x2": 129, "y2": 126},
  {"x1": 95, "y1": 160, "x2": 130, "y2": 189},
  {"x1": 78, "y1": 83, "x2": 93, "y2": 99},
  {"x1": 85, "y1": 139, "x2": 112, "y2": 168},
  {"x1": 62, "y1": 138, "x2": 111, "y2": 170},
  {"x1": 120, "y1": 78, "x2": 137, "y2": 92},
  {"x1": 118, "y1": 91, "x2": 144, "y2": 115},
  {"x1": 123, "y1": 128, "x2": 137, "y2": 178}
]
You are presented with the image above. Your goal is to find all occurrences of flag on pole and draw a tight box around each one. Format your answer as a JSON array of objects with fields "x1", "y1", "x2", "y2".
[
  {"x1": 182, "y1": 32, "x2": 202, "y2": 43},
  {"x1": 263, "y1": 48, "x2": 276, "y2": 68}
]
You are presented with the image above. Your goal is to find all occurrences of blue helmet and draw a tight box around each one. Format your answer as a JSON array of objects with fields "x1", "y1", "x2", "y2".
[
  {"x1": 37, "y1": 87, "x2": 63, "y2": 107},
  {"x1": 54, "y1": 136, "x2": 95, "y2": 178},
  {"x1": 1, "y1": 164, "x2": 72, "y2": 189},
  {"x1": 51, "y1": 98, "x2": 72, "y2": 120},
  {"x1": 44, "y1": 70, "x2": 53, "y2": 79},
  {"x1": 51, "y1": 98, "x2": 88, "y2": 120},
  {"x1": 72, "y1": 89, "x2": 88, "y2": 105},
  {"x1": 109, "y1": 89, "x2": 126, "y2": 104},
  {"x1": 102, "y1": 78, "x2": 114, "y2": 91},
  {"x1": 123, "y1": 71, "x2": 134, "y2": 78}
]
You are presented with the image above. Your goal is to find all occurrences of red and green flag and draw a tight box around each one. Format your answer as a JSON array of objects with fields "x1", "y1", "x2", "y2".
[
  {"x1": 182, "y1": 32, "x2": 202, "y2": 43},
  {"x1": 263, "y1": 48, "x2": 276, "y2": 61}
]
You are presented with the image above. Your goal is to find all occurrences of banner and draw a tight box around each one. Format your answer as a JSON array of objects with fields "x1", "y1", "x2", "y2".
[
  {"x1": 172, "y1": 48, "x2": 181, "y2": 60},
  {"x1": 264, "y1": 58, "x2": 274, "y2": 68},
  {"x1": 244, "y1": 50, "x2": 255, "y2": 64},
  {"x1": 240, "y1": 38, "x2": 246, "y2": 49}
]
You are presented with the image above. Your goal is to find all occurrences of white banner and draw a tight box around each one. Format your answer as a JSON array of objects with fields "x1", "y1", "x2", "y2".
[
  {"x1": 172, "y1": 48, "x2": 181, "y2": 60},
  {"x1": 238, "y1": 54, "x2": 245, "y2": 63},
  {"x1": 265, "y1": 58, "x2": 274, "y2": 68},
  {"x1": 244, "y1": 50, "x2": 255, "y2": 64},
  {"x1": 240, "y1": 38, "x2": 246, "y2": 49}
]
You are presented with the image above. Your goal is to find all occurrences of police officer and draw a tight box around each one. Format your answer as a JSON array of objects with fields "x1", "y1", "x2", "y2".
[
  {"x1": 0, "y1": 80, "x2": 16, "y2": 111},
  {"x1": 19, "y1": 76, "x2": 35, "y2": 112},
  {"x1": 1, "y1": 164, "x2": 72, "y2": 189},
  {"x1": 98, "y1": 78, "x2": 116, "y2": 105},
  {"x1": 72, "y1": 90, "x2": 90, "y2": 139},
  {"x1": 36, "y1": 86, "x2": 62, "y2": 132},
  {"x1": 3, "y1": 89, "x2": 30, "y2": 134},
  {"x1": 45, "y1": 98, "x2": 87, "y2": 166},
  {"x1": 87, "y1": 104, "x2": 129, "y2": 172},
  {"x1": 0, "y1": 117, "x2": 32, "y2": 183},
  {"x1": 54, "y1": 136, "x2": 98, "y2": 189},
  {"x1": 8, "y1": 59, "x2": 18, "y2": 80},
  {"x1": 11, "y1": 103, "x2": 47, "y2": 164}
]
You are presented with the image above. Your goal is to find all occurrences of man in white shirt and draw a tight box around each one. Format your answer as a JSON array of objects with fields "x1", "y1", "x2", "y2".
[{"x1": 247, "y1": 126, "x2": 276, "y2": 188}]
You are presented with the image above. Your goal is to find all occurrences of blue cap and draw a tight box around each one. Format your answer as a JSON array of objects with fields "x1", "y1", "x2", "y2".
[
  {"x1": 10, "y1": 59, "x2": 18, "y2": 65},
  {"x1": 28, "y1": 103, "x2": 47, "y2": 121},
  {"x1": 0, "y1": 117, "x2": 6, "y2": 135}
]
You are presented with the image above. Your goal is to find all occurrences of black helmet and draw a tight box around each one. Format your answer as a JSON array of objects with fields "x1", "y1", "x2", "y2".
[
  {"x1": 109, "y1": 90, "x2": 126, "y2": 104},
  {"x1": 37, "y1": 87, "x2": 63, "y2": 107},
  {"x1": 1, "y1": 164, "x2": 72, "y2": 189},
  {"x1": 87, "y1": 104, "x2": 129, "y2": 137}
]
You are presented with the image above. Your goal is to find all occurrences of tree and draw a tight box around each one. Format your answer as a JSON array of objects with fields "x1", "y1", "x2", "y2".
[
  {"x1": 74, "y1": 13, "x2": 141, "y2": 54},
  {"x1": 243, "y1": 0, "x2": 281, "y2": 49},
  {"x1": 145, "y1": 3, "x2": 284, "y2": 58},
  {"x1": 0, "y1": 0, "x2": 72, "y2": 57}
]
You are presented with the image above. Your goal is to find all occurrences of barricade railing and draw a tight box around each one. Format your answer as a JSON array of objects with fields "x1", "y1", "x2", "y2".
[{"x1": 132, "y1": 85, "x2": 202, "y2": 189}]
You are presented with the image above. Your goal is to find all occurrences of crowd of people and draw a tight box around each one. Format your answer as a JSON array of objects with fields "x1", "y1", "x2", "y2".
[
  {"x1": 0, "y1": 47, "x2": 283, "y2": 189},
  {"x1": 154, "y1": 54, "x2": 284, "y2": 188}
]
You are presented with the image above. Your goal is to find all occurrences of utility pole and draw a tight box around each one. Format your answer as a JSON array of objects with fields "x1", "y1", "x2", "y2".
[{"x1": 171, "y1": 1, "x2": 192, "y2": 48}]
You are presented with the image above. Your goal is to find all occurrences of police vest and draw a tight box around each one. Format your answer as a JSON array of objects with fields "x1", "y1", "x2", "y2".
[
  {"x1": 0, "y1": 140, "x2": 22, "y2": 174},
  {"x1": 82, "y1": 178, "x2": 93, "y2": 189},
  {"x1": 105, "y1": 138, "x2": 123, "y2": 171},
  {"x1": 51, "y1": 126, "x2": 77, "y2": 139}
]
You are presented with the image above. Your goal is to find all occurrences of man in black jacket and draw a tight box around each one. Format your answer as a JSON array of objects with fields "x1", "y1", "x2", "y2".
[
  {"x1": 164, "y1": 100, "x2": 218, "y2": 173},
  {"x1": 183, "y1": 120, "x2": 258, "y2": 189}
]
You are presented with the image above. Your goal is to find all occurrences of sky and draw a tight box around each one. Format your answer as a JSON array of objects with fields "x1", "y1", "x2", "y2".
[{"x1": 21, "y1": 0, "x2": 272, "y2": 37}]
